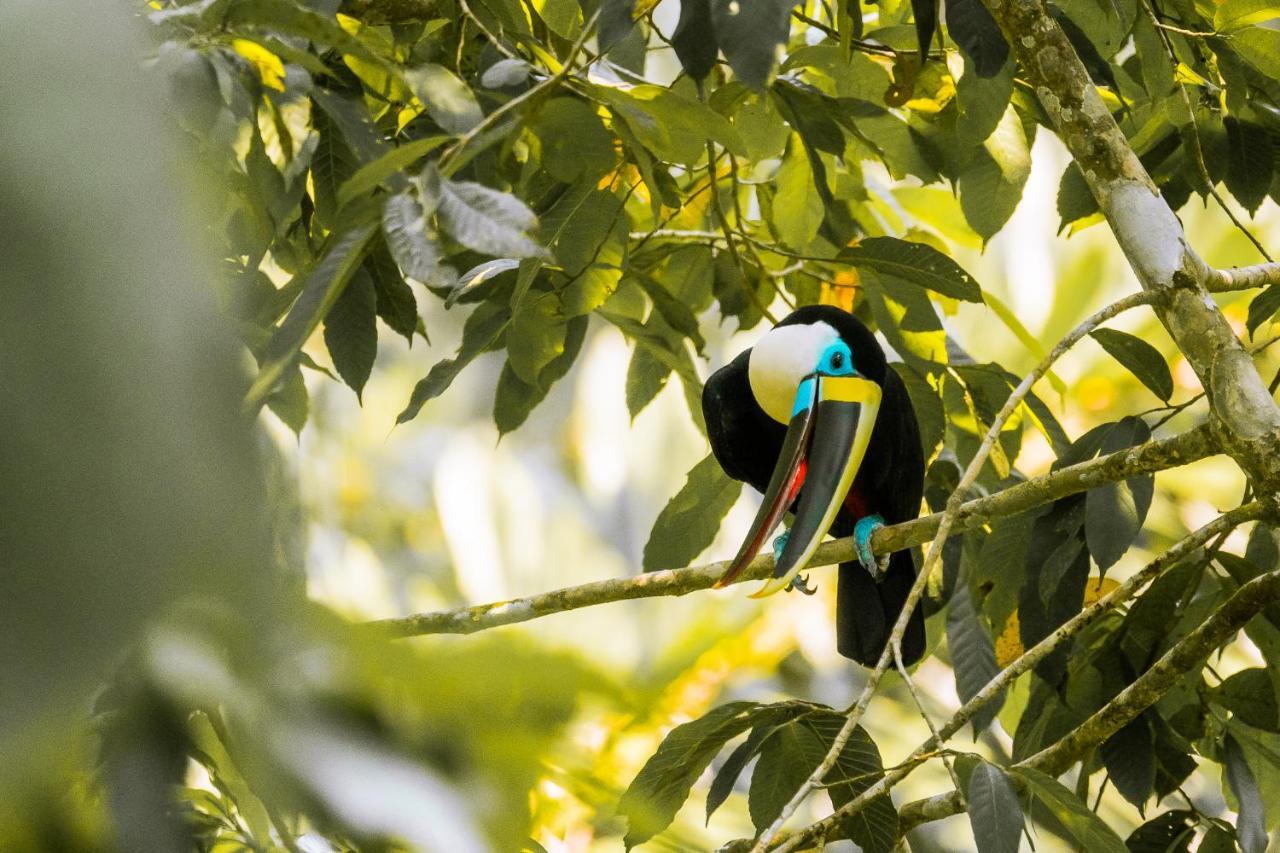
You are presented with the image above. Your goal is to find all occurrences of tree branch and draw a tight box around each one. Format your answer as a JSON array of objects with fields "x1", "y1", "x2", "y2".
[
  {"x1": 897, "y1": 544, "x2": 1280, "y2": 832},
  {"x1": 979, "y1": 0, "x2": 1280, "y2": 494},
  {"x1": 367, "y1": 424, "x2": 1216, "y2": 638},
  {"x1": 768, "y1": 500, "x2": 1266, "y2": 850},
  {"x1": 1208, "y1": 262, "x2": 1280, "y2": 293}
]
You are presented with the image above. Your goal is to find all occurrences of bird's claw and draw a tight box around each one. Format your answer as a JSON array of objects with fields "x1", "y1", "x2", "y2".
[
  {"x1": 787, "y1": 573, "x2": 818, "y2": 595},
  {"x1": 854, "y1": 514, "x2": 887, "y2": 579}
]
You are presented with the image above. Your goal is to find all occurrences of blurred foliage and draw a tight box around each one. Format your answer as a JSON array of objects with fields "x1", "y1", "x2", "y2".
[{"x1": 4, "y1": 0, "x2": 1280, "y2": 849}]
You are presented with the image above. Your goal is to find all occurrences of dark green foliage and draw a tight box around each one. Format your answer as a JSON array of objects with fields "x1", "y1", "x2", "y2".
[
  {"x1": 966, "y1": 761, "x2": 1023, "y2": 853},
  {"x1": 1090, "y1": 329, "x2": 1174, "y2": 402},
  {"x1": 642, "y1": 454, "x2": 743, "y2": 571},
  {"x1": 1223, "y1": 733, "x2": 1268, "y2": 853},
  {"x1": 947, "y1": 582, "x2": 1004, "y2": 733},
  {"x1": 1125, "y1": 810, "x2": 1195, "y2": 853},
  {"x1": 946, "y1": 0, "x2": 1010, "y2": 77},
  {"x1": 1014, "y1": 767, "x2": 1129, "y2": 853}
]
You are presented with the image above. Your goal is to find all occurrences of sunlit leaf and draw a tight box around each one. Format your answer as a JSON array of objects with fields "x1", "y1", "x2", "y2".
[
  {"x1": 1013, "y1": 767, "x2": 1128, "y2": 853},
  {"x1": 642, "y1": 454, "x2": 742, "y2": 571},
  {"x1": 618, "y1": 702, "x2": 759, "y2": 849},
  {"x1": 841, "y1": 236, "x2": 982, "y2": 302},
  {"x1": 1090, "y1": 328, "x2": 1173, "y2": 401}
]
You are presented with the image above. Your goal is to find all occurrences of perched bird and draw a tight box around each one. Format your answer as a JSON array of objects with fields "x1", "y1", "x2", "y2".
[{"x1": 703, "y1": 305, "x2": 926, "y2": 666}]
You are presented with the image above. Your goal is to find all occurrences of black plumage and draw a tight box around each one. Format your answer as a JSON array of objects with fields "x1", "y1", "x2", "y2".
[{"x1": 703, "y1": 306, "x2": 927, "y2": 666}]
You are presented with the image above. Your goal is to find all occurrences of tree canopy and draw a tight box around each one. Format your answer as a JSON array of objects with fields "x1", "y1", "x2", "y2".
[{"x1": 5, "y1": 0, "x2": 1280, "y2": 850}]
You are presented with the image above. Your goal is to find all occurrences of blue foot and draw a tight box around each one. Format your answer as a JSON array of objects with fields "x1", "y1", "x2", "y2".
[
  {"x1": 772, "y1": 531, "x2": 790, "y2": 561},
  {"x1": 854, "y1": 514, "x2": 886, "y2": 578}
]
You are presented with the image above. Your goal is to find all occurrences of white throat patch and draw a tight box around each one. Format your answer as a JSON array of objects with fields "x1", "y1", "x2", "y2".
[{"x1": 748, "y1": 322, "x2": 841, "y2": 424}]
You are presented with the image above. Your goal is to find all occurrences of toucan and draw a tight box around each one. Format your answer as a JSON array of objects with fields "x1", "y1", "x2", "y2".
[{"x1": 702, "y1": 305, "x2": 926, "y2": 666}]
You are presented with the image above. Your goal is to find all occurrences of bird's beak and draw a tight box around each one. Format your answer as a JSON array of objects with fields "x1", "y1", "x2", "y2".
[{"x1": 714, "y1": 374, "x2": 881, "y2": 595}]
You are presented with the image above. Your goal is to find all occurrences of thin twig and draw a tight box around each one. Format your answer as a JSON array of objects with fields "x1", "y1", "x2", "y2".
[
  {"x1": 437, "y1": 8, "x2": 601, "y2": 174},
  {"x1": 1207, "y1": 262, "x2": 1280, "y2": 292},
  {"x1": 752, "y1": 288, "x2": 1165, "y2": 850}
]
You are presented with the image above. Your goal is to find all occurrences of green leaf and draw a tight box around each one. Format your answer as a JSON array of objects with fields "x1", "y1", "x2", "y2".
[
  {"x1": 1119, "y1": 555, "x2": 1199, "y2": 672},
  {"x1": 1247, "y1": 284, "x2": 1280, "y2": 337},
  {"x1": 748, "y1": 721, "x2": 815, "y2": 830},
  {"x1": 493, "y1": 315, "x2": 587, "y2": 434},
  {"x1": 966, "y1": 761, "x2": 1022, "y2": 853},
  {"x1": 1101, "y1": 717, "x2": 1156, "y2": 808},
  {"x1": 771, "y1": 134, "x2": 825, "y2": 251},
  {"x1": 1090, "y1": 328, "x2": 1173, "y2": 401},
  {"x1": 1057, "y1": 163, "x2": 1100, "y2": 229},
  {"x1": 1229, "y1": 25, "x2": 1280, "y2": 78},
  {"x1": 635, "y1": 273, "x2": 706, "y2": 353},
  {"x1": 323, "y1": 265, "x2": 378, "y2": 399},
  {"x1": 531, "y1": 98, "x2": 616, "y2": 183},
  {"x1": 864, "y1": 270, "x2": 948, "y2": 368},
  {"x1": 1213, "y1": 669, "x2": 1280, "y2": 732},
  {"x1": 800, "y1": 711, "x2": 897, "y2": 853},
  {"x1": 311, "y1": 88, "x2": 389, "y2": 162},
  {"x1": 1197, "y1": 824, "x2": 1239, "y2": 853},
  {"x1": 1224, "y1": 733, "x2": 1268, "y2": 853},
  {"x1": 946, "y1": 0, "x2": 1010, "y2": 77},
  {"x1": 671, "y1": 0, "x2": 719, "y2": 81},
  {"x1": 1085, "y1": 416, "x2": 1155, "y2": 572},
  {"x1": 1124, "y1": 810, "x2": 1195, "y2": 853},
  {"x1": 246, "y1": 221, "x2": 378, "y2": 410},
  {"x1": 1215, "y1": 0, "x2": 1280, "y2": 32},
  {"x1": 706, "y1": 730, "x2": 766, "y2": 822},
  {"x1": 618, "y1": 702, "x2": 759, "y2": 849},
  {"x1": 507, "y1": 288, "x2": 569, "y2": 385},
  {"x1": 598, "y1": 0, "x2": 636, "y2": 50},
  {"x1": 310, "y1": 104, "x2": 360, "y2": 231},
  {"x1": 382, "y1": 190, "x2": 457, "y2": 287},
  {"x1": 1013, "y1": 767, "x2": 1128, "y2": 853},
  {"x1": 336, "y1": 135, "x2": 449, "y2": 209},
  {"x1": 592, "y1": 84, "x2": 746, "y2": 165},
  {"x1": 947, "y1": 583, "x2": 1004, "y2": 734},
  {"x1": 532, "y1": 0, "x2": 581, "y2": 38},
  {"x1": 891, "y1": 363, "x2": 944, "y2": 458},
  {"x1": 363, "y1": 238, "x2": 420, "y2": 341},
  {"x1": 842, "y1": 236, "x2": 982, "y2": 302},
  {"x1": 397, "y1": 302, "x2": 511, "y2": 423},
  {"x1": 957, "y1": 105, "x2": 1030, "y2": 241},
  {"x1": 405, "y1": 64, "x2": 484, "y2": 135},
  {"x1": 951, "y1": 50, "x2": 1013, "y2": 148},
  {"x1": 710, "y1": 0, "x2": 792, "y2": 89},
  {"x1": 1225, "y1": 118, "x2": 1274, "y2": 216},
  {"x1": 266, "y1": 362, "x2": 309, "y2": 434},
  {"x1": 626, "y1": 344, "x2": 671, "y2": 420},
  {"x1": 438, "y1": 173, "x2": 548, "y2": 259},
  {"x1": 642, "y1": 454, "x2": 742, "y2": 571}
]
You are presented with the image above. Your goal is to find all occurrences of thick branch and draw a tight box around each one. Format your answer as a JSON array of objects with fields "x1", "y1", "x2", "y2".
[
  {"x1": 368, "y1": 424, "x2": 1215, "y2": 638},
  {"x1": 1208, "y1": 263, "x2": 1280, "y2": 293},
  {"x1": 770, "y1": 501, "x2": 1265, "y2": 850},
  {"x1": 897, "y1": 557, "x2": 1280, "y2": 832},
  {"x1": 982, "y1": 0, "x2": 1280, "y2": 494}
]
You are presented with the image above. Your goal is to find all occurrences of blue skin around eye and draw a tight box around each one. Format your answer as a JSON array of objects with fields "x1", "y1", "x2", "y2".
[
  {"x1": 819, "y1": 342, "x2": 856, "y2": 376},
  {"x1": 789, "y1": 343, "x2": 857, "y2": 418}
]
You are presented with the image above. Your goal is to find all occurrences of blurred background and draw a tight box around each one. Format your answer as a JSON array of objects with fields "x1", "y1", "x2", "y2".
[{"x1": 3, "y1": 1, "x2": 1279, "y2": 851}]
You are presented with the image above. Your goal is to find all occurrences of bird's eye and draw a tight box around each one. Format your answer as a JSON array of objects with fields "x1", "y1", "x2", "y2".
[{"x1": 830, "y1": 351, "x2": 844, "y2": 369}]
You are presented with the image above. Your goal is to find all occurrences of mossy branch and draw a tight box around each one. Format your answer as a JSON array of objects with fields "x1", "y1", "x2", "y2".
[{"x1": 367, "y1": 424, "x2": 1216, "y2": 638}]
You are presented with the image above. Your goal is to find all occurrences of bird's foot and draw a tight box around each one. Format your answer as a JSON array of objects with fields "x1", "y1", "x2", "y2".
[
  {"x1": 772, "y1": 530, "x2": 790, "y2": 561},
  {"x1": 787, "y1": 573, "x2": 818, "y2": 595},
  {"x1": 854, "y1": 514, "x2": 887, "y2": 579},
  {"x1": 772, "y1": 531, "x2": 816, "y2": 594}
]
